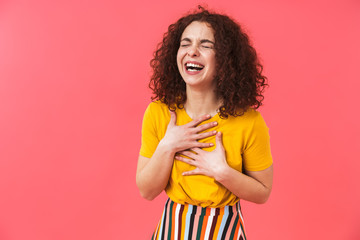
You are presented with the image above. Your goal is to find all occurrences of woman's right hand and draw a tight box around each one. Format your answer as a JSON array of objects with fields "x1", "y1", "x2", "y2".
[
  {"x1": 160, "y1": 110, "x2": 218, "y2": 153},
  {"x1": 136, "y1": 110, "x2": 217, "y2": 200}
]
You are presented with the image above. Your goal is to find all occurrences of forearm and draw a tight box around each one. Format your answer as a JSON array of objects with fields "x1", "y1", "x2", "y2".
[
  {"x1": 215, "y1": 166, "x2": 272, "y2": 204},
  {"x1": 136, "y1": 140, "x2": 175, "y2": 200}
]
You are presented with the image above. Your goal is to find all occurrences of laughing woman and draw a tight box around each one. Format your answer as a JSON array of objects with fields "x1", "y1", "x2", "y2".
[{"x1": 136, "y1": 6, "x2": 273, "y2": 240}]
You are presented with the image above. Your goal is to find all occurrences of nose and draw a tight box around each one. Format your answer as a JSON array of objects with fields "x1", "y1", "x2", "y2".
[{"x1": 187, "y1": 45, "x2": 199, "y2": 57}]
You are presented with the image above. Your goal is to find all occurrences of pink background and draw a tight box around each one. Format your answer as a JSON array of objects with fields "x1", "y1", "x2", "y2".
[{"x1": 1, "y1": 0, "x2": 359, "y2": 239}]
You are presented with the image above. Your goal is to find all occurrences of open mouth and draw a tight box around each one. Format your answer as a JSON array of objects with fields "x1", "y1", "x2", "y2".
[{"x1": 185, "y1": 62, "x2": 204, "y2": 72}]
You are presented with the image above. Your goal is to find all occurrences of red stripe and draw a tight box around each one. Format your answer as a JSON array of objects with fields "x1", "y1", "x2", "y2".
[{"x1": 208, "y1": 208, "x2": 220, "y2": 239}]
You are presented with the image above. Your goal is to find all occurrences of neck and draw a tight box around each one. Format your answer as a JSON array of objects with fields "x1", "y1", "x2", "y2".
[{"x1": 184, "y1": 86, "x2": 221, "y2": 119}]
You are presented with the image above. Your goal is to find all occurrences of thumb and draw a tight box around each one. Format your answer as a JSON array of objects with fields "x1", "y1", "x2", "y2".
[
  {"x1": 169, "y1": 110, "x2": 177, "y2": 126},
  {"x1": 215, "y1": 131, "x2": 224, "y2": 149}
]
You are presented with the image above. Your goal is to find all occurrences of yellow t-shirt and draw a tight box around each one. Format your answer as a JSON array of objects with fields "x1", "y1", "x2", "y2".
[{"x1": 139, "y1": 101, "x2": 273, "y2": 208}]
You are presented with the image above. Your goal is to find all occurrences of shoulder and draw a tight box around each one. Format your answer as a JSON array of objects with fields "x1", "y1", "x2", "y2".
[
  {"x1": 242, "y1": 108, "x2": 263, "y2": 120},
  {"x1": 244, "y1": 109, "x2": 269, "y2": 131},
  {"x1": 146, "y1": 100, "x2": 169, "y2": 114},
  {"x1": 221, "y1": 109, "x2": 270, "y2": 138},
  {"x1": 228, "y1": 108, "x2": 267, "y2": 127},
  {"x1": 143, "y1": 100, "x2": 171, "y2": 123}
]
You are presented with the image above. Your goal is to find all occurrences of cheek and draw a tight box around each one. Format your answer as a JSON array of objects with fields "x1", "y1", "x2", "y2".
[{"x1": 207, "y1": 54, "x2": 217, "y2": 71}]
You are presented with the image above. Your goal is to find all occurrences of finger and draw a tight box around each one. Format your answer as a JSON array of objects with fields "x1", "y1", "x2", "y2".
[
  {"x1": 196, "y1": 130, "x2": 217, "y2": 140},
  {"x1": 182, "y1": 168, "x2": 202, "y2": 176},
  {"x1": 175, "y1": 155, "x2": 197, "y2": 166},
  {"x1": 190, "y1": 147, "x2": 202, "y2": 154},
  {"x1": 185, "y1": 114, "x2": 211, "y2": 128},
  {"x1": 194, "y1": 121, "x2": 218, "y2": 133},
  {"x1": 169, "y1": 110, "x2": 177, "y2": 126},
  {"x1": 178, "y1": 150, "x2": 198, "y2": 159},
  {"x1": 195, "y1": 142, "x2": 214, "y2": 148}
]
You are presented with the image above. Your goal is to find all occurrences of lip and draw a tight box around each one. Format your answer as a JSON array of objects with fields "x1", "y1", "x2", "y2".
[{"x1": 184, "y1": 61, "x2": 204, "y2": 75}]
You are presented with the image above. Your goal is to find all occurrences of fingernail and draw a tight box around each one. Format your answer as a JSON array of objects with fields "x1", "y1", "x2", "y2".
[
  {"x1": 213, "y1": 122, "x2": 217, "y2": 125},
  {"x1": 213, "y1": 131, "x2": 217, "y2": 134}
]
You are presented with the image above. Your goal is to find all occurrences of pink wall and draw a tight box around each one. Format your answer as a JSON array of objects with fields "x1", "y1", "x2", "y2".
[{"x1": 0, "y1": 0, "x2": 359, "y2": 239}]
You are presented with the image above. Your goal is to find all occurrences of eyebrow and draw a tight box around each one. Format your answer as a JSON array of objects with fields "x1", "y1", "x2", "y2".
[{"x1": 180, "y1": 38, "x2": 215, "y2": 44}]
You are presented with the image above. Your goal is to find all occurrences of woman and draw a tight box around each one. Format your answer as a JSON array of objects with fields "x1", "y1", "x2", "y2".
[{"x1": 136, "y1": 6, "x2": 273, "y2": 240}]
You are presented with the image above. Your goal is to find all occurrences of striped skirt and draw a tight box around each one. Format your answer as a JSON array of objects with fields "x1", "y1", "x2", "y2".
[{"x1": 151, "y1": 198, "x2": 247, "y2": 240}]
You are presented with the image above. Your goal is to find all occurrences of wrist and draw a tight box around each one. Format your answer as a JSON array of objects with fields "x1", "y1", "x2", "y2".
[
  {"x1": 214, "y1": 164, "x2": 232, "y2": 183},
  {"x1": 158, "y1": 138, "x2": 177, "y2": 155}
]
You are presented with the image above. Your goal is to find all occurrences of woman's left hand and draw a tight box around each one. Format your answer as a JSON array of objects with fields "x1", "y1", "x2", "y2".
[{"x1": 175, "y1": 132, "x2": 229, "y2": 178}]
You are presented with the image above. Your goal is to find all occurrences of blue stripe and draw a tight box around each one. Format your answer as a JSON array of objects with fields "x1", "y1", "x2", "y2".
[
  {"x1": 216, "y1": 205, "x2": 229, "y2": 240},
  {"x1": 184, "y1": 204, "x2": 193, "y2": 239}
]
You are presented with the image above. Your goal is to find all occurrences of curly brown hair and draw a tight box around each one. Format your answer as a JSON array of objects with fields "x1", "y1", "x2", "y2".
[{"x1": 149, "y1": 6, "x2": 268, "y2": 118}]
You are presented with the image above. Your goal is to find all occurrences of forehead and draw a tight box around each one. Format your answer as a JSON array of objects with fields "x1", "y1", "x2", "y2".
[{"x1": 181, "y1": 21, "x2": 215, "y2": 40}]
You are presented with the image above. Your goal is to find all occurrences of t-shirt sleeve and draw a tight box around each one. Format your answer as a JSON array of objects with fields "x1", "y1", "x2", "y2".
[
  {"x1": 242, "y1": 112, "x2": 273, "y2": 171},
  {"x1": 139, "y1": 103, "x2": 160, "y2": 158}
]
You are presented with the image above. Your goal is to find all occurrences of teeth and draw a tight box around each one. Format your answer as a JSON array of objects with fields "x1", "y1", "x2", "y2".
[{"x1": 186, "y1": 63, "x2": 204, "y2": 68}]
